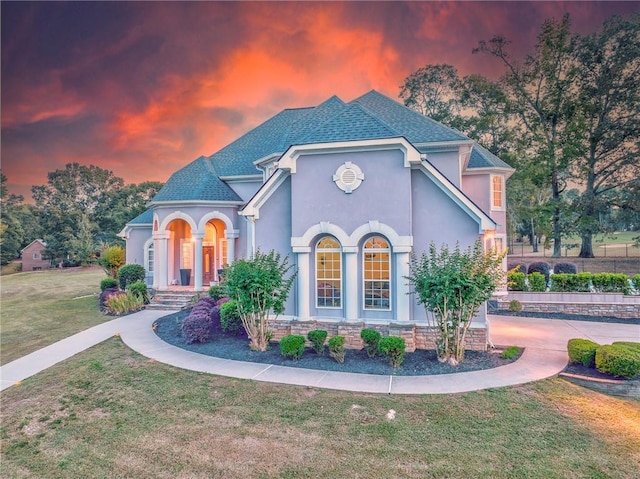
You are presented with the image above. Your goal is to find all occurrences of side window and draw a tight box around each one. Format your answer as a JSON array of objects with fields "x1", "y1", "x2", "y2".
[
  {"x1": 363, "y1": 236, "x2": 391, "y2": 310},
  {"x1": 316, "y1": 237, "x2": 342, "y2": 308},
  {"x1": 146, "y1": 242, "x2": 155, "y2": 274},
  {"x1": 491, "y1": 175, "x2": 504, "y2": 210}
]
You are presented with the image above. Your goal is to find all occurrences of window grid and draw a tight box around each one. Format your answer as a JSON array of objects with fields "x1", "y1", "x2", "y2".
[
  {"x1": 363, "y1": 237, "x2": 391, "y2": 310},
  {"x1": 316, "y1": 237, "x2": 342, "y2": 308},
  {"x1": 492, "y1": 176, "x2": 503, "y2": 209}
]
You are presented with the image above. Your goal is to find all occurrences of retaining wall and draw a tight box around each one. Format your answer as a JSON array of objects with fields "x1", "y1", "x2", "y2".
[
  {"x1": 268, "y1": 318, "x2": 488, "y2": 352},
  {"x1": 498, "y1": 292, "x2": 640, "y2": 319}
]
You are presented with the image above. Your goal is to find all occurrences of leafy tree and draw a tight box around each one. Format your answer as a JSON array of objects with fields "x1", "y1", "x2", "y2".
[
  {"x1": 399, "y1": 64, "x2": 463, "y2": 127},
  {"x1": 571, "y1": 14, "x2": 640, "y2": 257},
  {"x1": 407, "y1": 241, "x2": 506, "y2": 366},
  {"x1": 0, "y1": 173, "x2": 25, "y2": 265},
  {"x1": 69, "y1": 214, "x2": 97, "y2": 265},
  {"x1": 475, "y1": 14, "x2": 582, "y2": 257},
  {"x1": 224, "y1": 250, "x2": 296, "y2": 351}
]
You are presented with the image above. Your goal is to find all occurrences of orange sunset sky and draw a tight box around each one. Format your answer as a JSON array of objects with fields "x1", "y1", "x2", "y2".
[{"x1": 2, "y1": 1, "x2": 638, "y2": 201}]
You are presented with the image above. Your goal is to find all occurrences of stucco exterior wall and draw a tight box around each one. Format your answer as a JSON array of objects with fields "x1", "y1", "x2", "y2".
[
  {"x1": 426, "y1": 150, "x2": 461, "y2": 188},
  {"x1": 125, "y1": 227, "x2": 152, "y2": 266},
  {"x1": 226, "y1": 180, "x2": 262, "y2": 202},
  {"x1": 291, "y1": 149, "x2": 411, "y2": 238}
]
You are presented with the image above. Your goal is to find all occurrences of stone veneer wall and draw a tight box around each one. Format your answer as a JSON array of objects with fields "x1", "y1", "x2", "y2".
[
  {"x1": 267, "y1": 318, "x2": 488, "y2": 352},
  {"x1": 497, "y1": 299, "x2": 640, "y2": 319}
]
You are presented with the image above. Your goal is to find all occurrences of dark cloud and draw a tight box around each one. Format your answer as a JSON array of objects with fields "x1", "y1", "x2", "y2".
[{"x1": 1, "y1": 1, "x2": 638, "y2": 200}]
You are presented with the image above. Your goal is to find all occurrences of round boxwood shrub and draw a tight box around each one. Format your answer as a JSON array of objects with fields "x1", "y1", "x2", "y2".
[
  {"x1": 220, "y1": 300, "x2": 243, "y2": 334},
  {"x1": 328, "y1": 336, "x2": 346, "y2": 363},
  {"x1": 567, "y1": 338, "x2": 600, "y2": 367},
  {"x1": 118, "y1": 264, "x2": 146, "y2": 290},
  {"x1": 181, "y1": 310, "x2": 212, "y2": 344},
  {"x1": 279, "y1": 334, "x2": 306, "y2": 361},
  {"x1": 613, "y1": 341, "x2": 640, "y2": 353},
  {"x1": 508, "y1": 299, "x2": 522, "y2": 313},
  {"x1": 378, "y1": 336, "x2": 406, "y2": 368},
  {"x1": 100, "y1": 277, "x2": 119, "y2": 292},
  {"x1": 553, "y1": 262, "x2": 577, "y2": 274},
  {"x1": 528, "y1": 262, "x2": 550, "y2": 283},
  {"x1": 307, "y1": 329, "x2": 328, "y2": 355},
  {"x1": 507, "y1": 271, "x2": 527, "y2": 291},
  {"x1": 360, "y1": 328, "x2": 381, "y2": 358},
  {"x1": 507, "y1": 262, "x2": 527, "y2": 274},
  {"x1": 595, "y1": 344, "x2": 640, "y2": 379}
]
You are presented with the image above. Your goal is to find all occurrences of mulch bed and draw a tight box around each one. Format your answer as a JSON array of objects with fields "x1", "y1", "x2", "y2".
[{"x1": 153, "y1": 310, "x2": 522, "y2": 377}]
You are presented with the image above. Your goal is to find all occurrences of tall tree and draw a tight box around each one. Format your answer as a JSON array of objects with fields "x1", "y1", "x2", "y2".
[
  {"x1": 475, "y1": 14, "x2": 581, "y2": 257},
  {"x1": 399, "y1": 64, "x2": 463, "y2": 127},
  {"x1": 0, "y1": 173, "x2": 25, "y2": 265},
  {"x1": 572, "y1": 14, "x2": 640, "y2": 257}
]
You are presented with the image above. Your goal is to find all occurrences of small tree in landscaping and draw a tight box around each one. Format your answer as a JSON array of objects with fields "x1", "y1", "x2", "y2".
[
  {"x1": 98, "y1": 245, "x2": 125, "y2": 278},
  {"x1": 224, "y1": 250, "x2": 296, "y2": 351},
  {"x1": 408, "y1": 241, "x2": 506, "y2": 366}
]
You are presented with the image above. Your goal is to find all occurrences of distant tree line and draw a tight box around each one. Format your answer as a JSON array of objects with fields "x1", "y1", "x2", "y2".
[
  {"x1": 400, "y1": 13, "x2": 640, "y2": 257},
  {"x1": 0, "y1": 165, "x2": 162, "y2": 266}
]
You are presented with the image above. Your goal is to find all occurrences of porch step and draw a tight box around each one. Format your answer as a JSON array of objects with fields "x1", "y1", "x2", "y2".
[{"x1": 148, "y1": 291, "x2": 197, "y2": 310}]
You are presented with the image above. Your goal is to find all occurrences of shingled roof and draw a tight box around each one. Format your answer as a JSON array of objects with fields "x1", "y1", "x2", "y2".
[{"x1": 151, "y1": 90, "x2": 510, "y2": 204}]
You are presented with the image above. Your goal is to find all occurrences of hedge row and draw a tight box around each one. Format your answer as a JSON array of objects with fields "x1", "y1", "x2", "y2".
[
  {"x1": 508, "y1": 270, "x2": 635, "y2": 294},
  {"x1": 568, "y1": 338, "x2": 640, "y2": 379}
]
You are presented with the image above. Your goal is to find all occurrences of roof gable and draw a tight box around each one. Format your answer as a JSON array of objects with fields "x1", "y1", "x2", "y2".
[
  {"x1": 467, "y1": 143, "x2": 514, "y2": 170},
  {"x1": 21, "y1": 239, "x2": 46, "y2": 253}
]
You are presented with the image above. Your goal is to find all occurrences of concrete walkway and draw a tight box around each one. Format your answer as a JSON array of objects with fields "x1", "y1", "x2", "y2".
[{"x1": 2, "y1": 311, "x2": 638, "y2": 394}]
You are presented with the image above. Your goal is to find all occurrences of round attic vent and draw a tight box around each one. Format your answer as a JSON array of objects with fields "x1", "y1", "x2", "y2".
[{"x1": 332, "y1": 162, "x2": 364, "y2": 193}]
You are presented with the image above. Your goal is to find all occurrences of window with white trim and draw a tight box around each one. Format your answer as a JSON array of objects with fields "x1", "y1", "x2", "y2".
[
  {"x1": 491, "y1": 175, "x2": 504, "y2": 210},
  {"x1": 146, "y1": 242, "x2": 155, "y2": 274},
  {"x1": 363, "y1": 236, "x2": 391, "y2": 310},
  {"x1": 33, "y1": 253, "x2": 41, "y2": 260},
  {"x1": 180, "y1": 240, "x2": 192, "y2": 269},
  {"x1": 316, "y1": 236, "x2": 342, "y2": 308}
]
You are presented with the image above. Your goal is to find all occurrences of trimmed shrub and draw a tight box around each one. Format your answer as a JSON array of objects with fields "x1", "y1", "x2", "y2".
[
  {"x1": 99, "y1": 287, "x2": 120, "y2": 312},
  {"x1": 507, "y1": 271, "x2": 527, "y2": 292},
  {"x1": 550, "y1": 273, "x2": 592, "y2": 292},
  {"x1": 100, "y1": 277, "x2": 118, "y2": 292},
  {"x1": 553, "y1": 262, "x2": 577, "y2": 274},
  {"x1": 328, "y1": 336, "x2": 346, "y2": 363},
  {"x1": 508, "y1": 300, "x2": 522, "y2": 313},
  {"x1": 378, "y1": 336, "x2": 406, "y2": 367},
  {"x1": 216, "y1": 297, "x2": 230, "y2": 307},
  {"x1": 196, "y1": 297, "x2": 217, "y2": 308},
  {"x1": 528, "y1": 272, "x2": 546, "y2": 292},
  {"x1": 613, "y1": 342, "x2": 640, "y2": 353},
  {"x1": 220, "y1": 300, "x2": 243, "y2": 334},
  {"x1": 105, "y1": 291, "x2": 145, "y2": 315},
  {"x1": 591, "y1": 273, "x2": 629, "y2": 294},
  {"x1": 210, "y1": 305, "x2": 221, "y2": 325},
  {"x1": 568, "y1": 338, "x2": 599, "y2": 367},
  {"x1": 307, "y1": 329, "x2": 328, "y2": 355},
  {"x1": 528, "y1": 262, "x2": 550, "y2": 283},
  {"x1": 633, "y1": 274, "x2": 640, "y2": 291},
  {"x1": 595, "y1": 344, "x2": 640, "y2": 379},
  {"x1": 181, "y1": 311, "x2": 212, "y2": 344},
  {"x1": 208, "y1": 284, "x2": 227, "y2": 301},
  {"x1": 279, "y1": 334, "x2": 305, "y2": 361},
  {"x1": 501, "y1": 346, "x2": 521, "y2": 360},
  {"x1": 507, "y1": 262, "x2": 527, "y2": 274},
  {"x1": 127, "y1": 280, "x2": 150, "y2": 304},
  {"x1": 360, "y1": 328, "x2": 382, "y2": 358},
  {"x1": 118, "y1": 264, "x2": 146, "y2": 290}
]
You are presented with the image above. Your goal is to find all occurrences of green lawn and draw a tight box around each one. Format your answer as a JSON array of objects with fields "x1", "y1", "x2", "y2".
[
  {"x1": 1, "y1": 338, "x2": 639, "y2": 478},
  {"x1": 0, "y1": 267, "x2": 109, "y2": 365}
]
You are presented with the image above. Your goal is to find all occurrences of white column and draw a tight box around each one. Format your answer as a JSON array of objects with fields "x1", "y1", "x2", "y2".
[
  {"x1": 246, "y1": 217, "x2": 256, "y2": 257},
  {"x1": 343, "y1": 247, "x2": 358, "y2": 321},
  {"x1": 226, "y1": 229, "x2": 239, "y2": 264},
  {"x1": 157, "y1": 233, "x2": 169, "y2": 290},
  {"x1": 395, "y1": 251, "x2": 411, "y2": 322},
  {"x1": 296, "y1": 250, "x2": 310, "y2": 320},
  {"x1": 193, "y1": 233, "x2": 204, "y2": 291}
]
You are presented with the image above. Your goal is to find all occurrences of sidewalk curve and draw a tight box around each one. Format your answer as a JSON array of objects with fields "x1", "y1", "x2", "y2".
[{"x1": 2, "y1": 311, "x2": 638, "y2": 394}]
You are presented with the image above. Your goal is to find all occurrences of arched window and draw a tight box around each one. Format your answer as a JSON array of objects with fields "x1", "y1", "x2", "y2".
[
  {"x1": 363, "y1": 236, "x2": 391, "y2": 310},
  {"x1": 316, "y1": 236, "x2": 342, "y2": 308}
]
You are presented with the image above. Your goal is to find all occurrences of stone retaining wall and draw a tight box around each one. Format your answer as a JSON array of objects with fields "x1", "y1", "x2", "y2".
[
  {"x1": 498, "y1": 292, "x2": 640, "y2": 319},
  {"x1": 268, "y1": 318, "x2": 488, "y2": 352},
  {"x1": 560, "y1": 373, "x2": 640, "y2": 398}
]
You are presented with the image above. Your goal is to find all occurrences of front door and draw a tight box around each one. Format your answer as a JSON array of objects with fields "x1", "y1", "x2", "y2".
[{"x1": 202, "y1": 246, "x2": 215, "y2": 285}]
